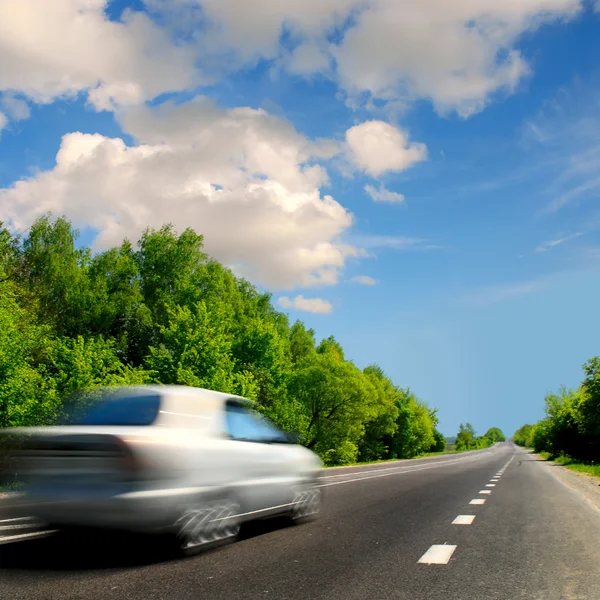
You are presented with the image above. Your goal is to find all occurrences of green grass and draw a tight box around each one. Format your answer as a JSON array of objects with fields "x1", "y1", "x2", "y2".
[
  {"x1": 538, "y1": 453, "x2": 600, "y2": 479},
  {"x1": 324, "y1": 446, "x2": 470, "y2": 468}
]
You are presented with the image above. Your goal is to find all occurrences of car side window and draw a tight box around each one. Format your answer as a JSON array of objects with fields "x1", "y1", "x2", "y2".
[{"x1": 225, "y1": 404, "x2": 289, "y2": 443}]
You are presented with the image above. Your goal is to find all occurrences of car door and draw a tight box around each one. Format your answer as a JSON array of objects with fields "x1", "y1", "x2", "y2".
[{"x1": 224, "y1": 403, "x2": 297, "y2": 513}]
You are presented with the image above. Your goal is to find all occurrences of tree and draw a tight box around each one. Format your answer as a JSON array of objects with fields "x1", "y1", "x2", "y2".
[
  {"x1": 578, "y1": 357, "x2": 600, "y2": 461},
  {"x1": 455, "y1": 422, "x2": 476, "y2": 451},
  {"x1": 483, "y1": 427, "x2": 506, "y2": 444},
  {"x1": 287, "y1": 347, "x2": 371, "y2": 464},
  {"x1": 513, "y1": 424, "x2": 534, "y2": 447},
  {"x1": 0, "y1": 215, "x2": 450, "y2": 468},
  {"x1": 389, "y1": 391, "x2": 436, "y2": 459},
  {"x1": 430, "y1": 430, "x2": 447, "y2": 452}
]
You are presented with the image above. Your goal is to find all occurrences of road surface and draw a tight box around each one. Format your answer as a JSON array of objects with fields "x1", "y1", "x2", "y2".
[{"x1": 1, "y1": 442, "x2": 599, "y2": 600}]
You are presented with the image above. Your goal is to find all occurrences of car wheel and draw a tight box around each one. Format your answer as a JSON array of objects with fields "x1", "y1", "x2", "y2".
[
  {"x1": 291, "y1": 483, "x2": 322, "y2": 523},
  {"x1": 174, "y1": 497, "x2": 241, "y2": 554}
]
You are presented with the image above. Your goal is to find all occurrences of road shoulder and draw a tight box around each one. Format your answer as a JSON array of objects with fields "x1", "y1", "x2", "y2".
[{"x1": 526, "y1": 450, "x2": 600, "y2": 514}]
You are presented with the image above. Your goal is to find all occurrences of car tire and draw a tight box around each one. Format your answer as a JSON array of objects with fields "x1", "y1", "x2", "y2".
[
  {"x1": 173, "y1": 495, "x2": 241, "y2": 556},
  {"x1": 290, "y1": 482, "x2": 322, "y2": 524}
]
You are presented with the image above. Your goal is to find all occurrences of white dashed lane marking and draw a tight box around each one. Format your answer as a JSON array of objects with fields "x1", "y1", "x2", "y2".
[
  {"x1": 418, "y1": 545, "x2": 457, "y2": 565},
  {"x1": 479, "y1": 490, "x2": 491, "y2": 494},
  {"x1": 452, "y1": 515, "x2": 475, "y2": 525},
  {"x1": 486, "y1": 484, "x2": 496, "y2": 487},
  {"x1": 0, "y1": 517, "x2": 37, "y2": 524},
  {"x1": 470, "y1": 499, "x2": 486, "y2": 505}
]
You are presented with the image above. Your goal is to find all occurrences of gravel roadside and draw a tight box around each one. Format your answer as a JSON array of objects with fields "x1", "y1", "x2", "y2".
[{"x1": 529, "y1": 451, "x2": 600, "y2": 514}]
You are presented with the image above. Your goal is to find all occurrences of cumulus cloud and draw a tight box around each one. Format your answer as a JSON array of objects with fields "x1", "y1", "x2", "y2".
[
  {"x1": 349, "y1": 275, "x2": 378, "y2": 286},
  {"x1": 364, "y1": 183, "x2": 405, "y2": 204},
  {"x1": 286, "y1": 42, "x2": 331, "y2": 76},
  {"x1": 0, "y1": 0, "x2": 198, "y2": 116},
  {"x1": 0, "y1": 112, "x2": 6, "y2": 132},
  {"x1": 0, "y1": 98, "x2": 360, "y2": 291},
  {"x1": 1, "y1": 95, "x2": 30, "y2": 121},
  {"x1": 152, "y1": 0, "x2": 581, "y2": 116},
  {"x1": 277, "y1": 295, "x2": 333, "y2": 314},
  {"x1": 346, "y1": 121, "x2": 427, "y2": 176},
  {"x1": 0, "y1": 0, "x2": 580, "y2": 120}
]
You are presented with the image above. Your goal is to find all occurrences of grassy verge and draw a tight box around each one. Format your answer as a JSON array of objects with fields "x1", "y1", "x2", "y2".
[
  {"x1": 538, "y1": 452, "x2": 600, "y2": 480},
  {"x1": 324, "y1": 446, "x2": 471, "y2": 469}
]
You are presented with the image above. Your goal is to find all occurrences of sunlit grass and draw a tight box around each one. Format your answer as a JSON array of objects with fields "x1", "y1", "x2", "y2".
[
  {"x1": 538, "y1": 452, "x2": 600, "y2": 479},
  {"x1": 325, "y1": 446, "x2": 470, "y2": 468}
]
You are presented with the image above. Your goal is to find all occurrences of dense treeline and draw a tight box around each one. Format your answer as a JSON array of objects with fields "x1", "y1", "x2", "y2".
[
  {"x1": 0, "y1": 216, "x2": 451, "y2": 466},
  {"x1": 454, "y1": 423, "x2": 505, "y2": 451},
  {"x1": 513, "y1": 358, "x2": 600, "y2": 463}
]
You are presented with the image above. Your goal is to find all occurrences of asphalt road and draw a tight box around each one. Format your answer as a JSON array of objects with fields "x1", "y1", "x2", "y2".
[{"x1": 1, "y1": 442, "x2": 599, "y2": 600}]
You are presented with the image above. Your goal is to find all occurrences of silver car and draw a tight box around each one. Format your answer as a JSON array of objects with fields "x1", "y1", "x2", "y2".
[{"x1": 5, "y1": 385, "x2": 323, "y2": 552}]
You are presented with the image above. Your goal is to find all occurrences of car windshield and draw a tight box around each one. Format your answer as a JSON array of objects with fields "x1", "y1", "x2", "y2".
[{"x1": 74, "y1": 393, "x2": 161, "y2": 426}]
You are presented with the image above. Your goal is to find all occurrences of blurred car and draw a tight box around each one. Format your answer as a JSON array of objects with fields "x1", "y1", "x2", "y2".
[{"x1": 4, "y1": 385, "x2": 323, "y2": 552}]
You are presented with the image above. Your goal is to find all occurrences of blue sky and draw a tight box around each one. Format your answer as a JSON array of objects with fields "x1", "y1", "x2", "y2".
[{"x1": 2, "y1": 1, "x2": 600, "y2": 436}]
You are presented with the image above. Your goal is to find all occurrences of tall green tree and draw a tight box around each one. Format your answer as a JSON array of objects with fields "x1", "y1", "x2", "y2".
[{"x1": 0, "y1": 215, "x2": 450, "y2": 468}]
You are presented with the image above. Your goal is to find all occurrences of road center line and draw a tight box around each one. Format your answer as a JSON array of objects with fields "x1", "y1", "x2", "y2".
[
  {"x1": 418, "y1": 545, "x2": 457, "y2": 565},
  {"x1": 452, "y1": 515, "x2": 475, "y2": 525}
]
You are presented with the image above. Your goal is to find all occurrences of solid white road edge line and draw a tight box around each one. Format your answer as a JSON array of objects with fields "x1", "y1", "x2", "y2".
[
  {"x1": 418, "y1": 544, "x2": 457, "y2": 565},
  {"x1": 0, "y1": 530, "x2": 57, "y2": 544},
  {"x1": 319, "y1": 452, "x2": 492, "y2": 480},
  {"x1": 318, "y1": 452, "x2": 496, "y2": 488},
  {"x1": 452, "y1": 515, "x2": 475, "y2": 525}
]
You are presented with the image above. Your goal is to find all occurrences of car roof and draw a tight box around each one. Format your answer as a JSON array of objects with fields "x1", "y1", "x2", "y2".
[{"x1": 104, "y1": 384, "x2": 253, "y2": 403}]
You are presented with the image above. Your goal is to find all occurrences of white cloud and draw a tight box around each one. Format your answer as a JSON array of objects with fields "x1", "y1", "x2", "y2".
[
  {"x1": 0, "y1": 98, "x2": 359, "y2": 291},
  {"x1": 0, "y1": 112, "x2": 6, "y2": 132},
  {"x1": 1, "y1": 95, "x2": 30, "y2": 121},
  {"x1": 349, "y1": 275, "x2": 378, "y2": 286},
  {"x1": 152, "y1": 0, "x2": 581, "y2": 116},
  {"x1": 346, "y1": 121, "x2": 427, "y2": 177},
  {"x1": 534, "y1": 232, "x2": 582, "y2": 253},
  {"x1": 286, "y1": 42, "x2": 331, "y2": 76},
  {"x1": 277, "y1": 295, "x2": 333, "y2": 314},
  {"x1": 364, "y1": 183, "x2": 405, "y2": 204},
  {"x1": 524, "y1": 82, "x2": 600, "y2": 214},
  {"x1": 0, "y1": 0, "x2": 579, "y2": 121},
  {"x1": 0, "y1": 0, "x2": 198, "y2": 116}
]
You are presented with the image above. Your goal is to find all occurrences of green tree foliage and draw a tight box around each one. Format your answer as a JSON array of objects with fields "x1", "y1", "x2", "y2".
[
  {"x1": 521, "y1": 361, "x2": 600, "y2": 462},
  {"x1": 0, "y1": 216, "x2": 451, "y2": 466},
  {"x1": 455, "y1": 422, "x2": 476, "y2": 450},
  {"x1": 512, "y1": 424, "x2": 534, "y2": 447},
  {"x1": 513, "y1": 357, "x2": 600, "y2": 463},
  {"x1": 483, "y1": 427, "x2": 506, "y2": 443},
  {"x1": 455, "y1": 423, "x2": 504, "y2": 451}
]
